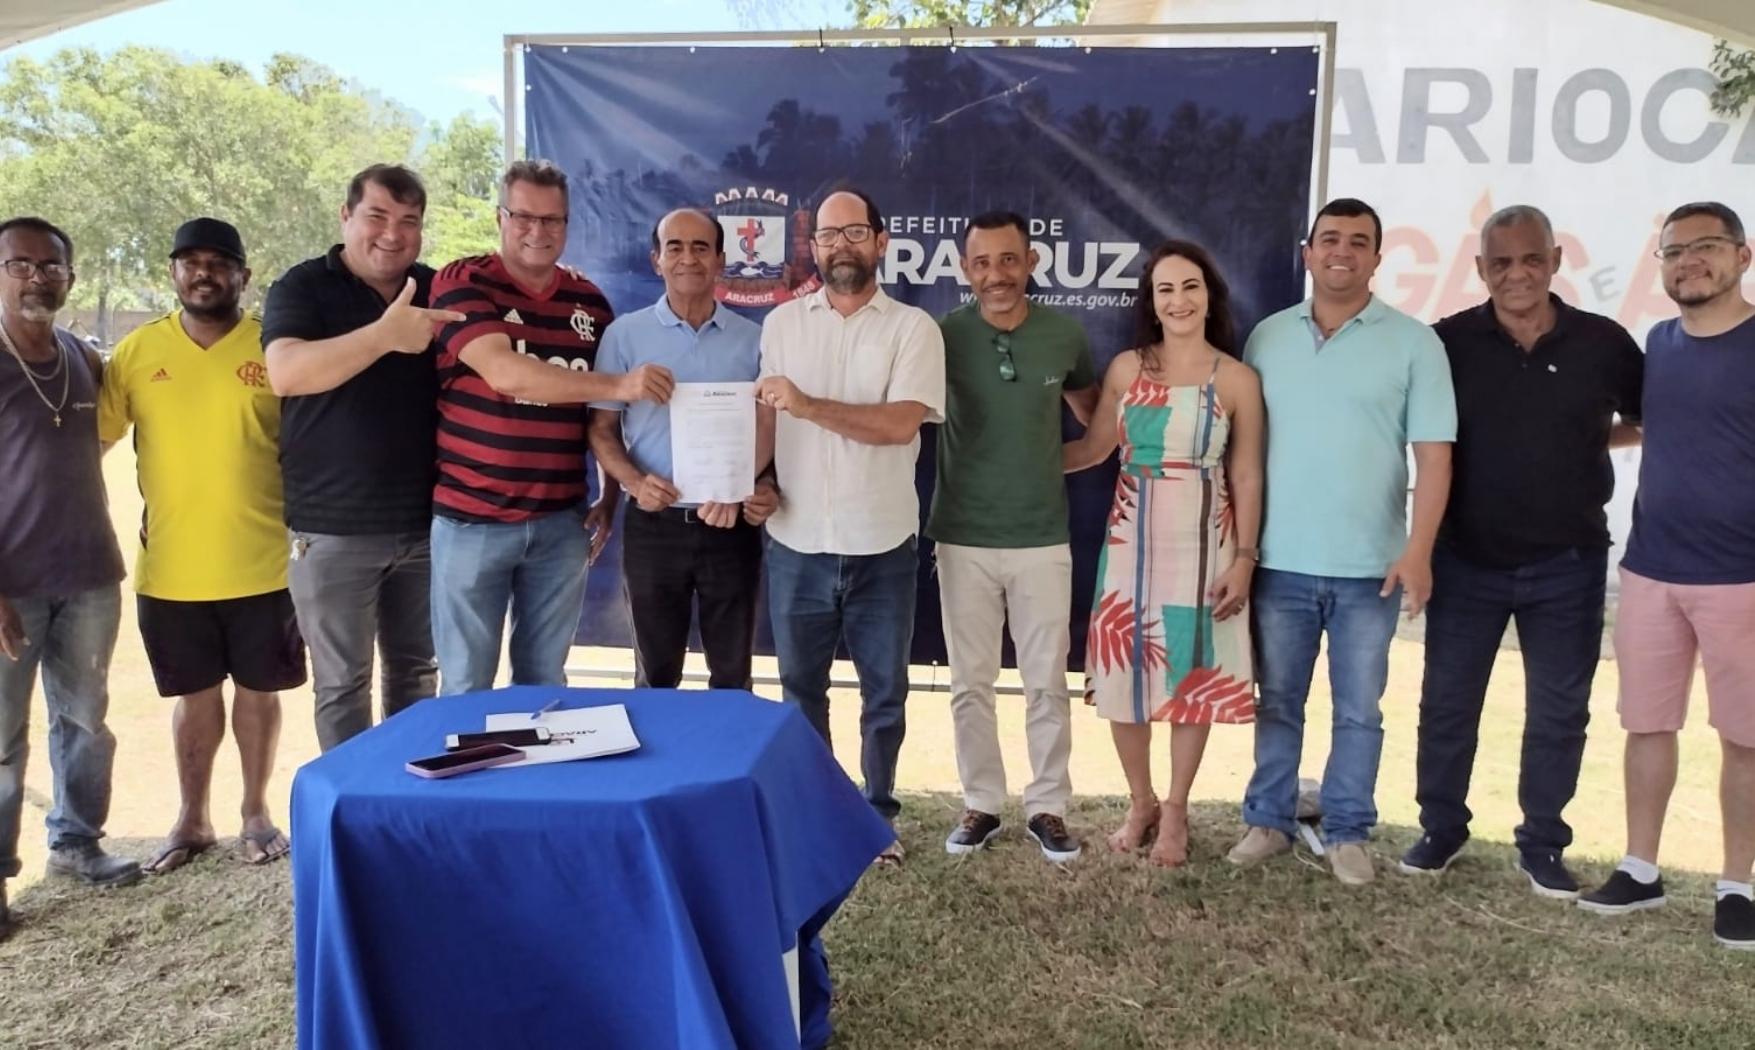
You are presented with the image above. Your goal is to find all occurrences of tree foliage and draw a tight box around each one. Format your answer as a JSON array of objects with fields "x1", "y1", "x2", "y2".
[
  {"x1": 415, "y1": 113, "x2": 503, "y2": 265},
  {"x1": 1710, "y1": 40, "x2": 1755, "y2": 117},
  {"x1": 850, "y1": 0, "x2": 1089, "y2": 28},
  {"x1": 0, "y1": 47, "x2": 501, "y2": 338}
]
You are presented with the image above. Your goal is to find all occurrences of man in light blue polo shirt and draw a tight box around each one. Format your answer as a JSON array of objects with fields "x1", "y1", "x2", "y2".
[
  {"x1": 1228, "y1": 197, "x2": 1457, "y2": 886},
  {"x1": 588, "y1": 208, "x2": 773, "y2": 689}
]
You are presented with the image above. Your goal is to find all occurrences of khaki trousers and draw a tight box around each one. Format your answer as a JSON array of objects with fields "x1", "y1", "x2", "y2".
[{"x1": 936, "y1": 542, "x2": 1074, "y2": 817}]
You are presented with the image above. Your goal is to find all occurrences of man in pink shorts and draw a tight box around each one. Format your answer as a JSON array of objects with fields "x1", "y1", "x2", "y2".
[{"x1": 1577, "y1": 201, "x2": 1755, "y2": 952}]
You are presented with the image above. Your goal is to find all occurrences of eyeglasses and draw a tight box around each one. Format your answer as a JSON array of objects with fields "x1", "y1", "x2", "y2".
[
  {"x1": 1655, "y1": 236, "x2": 1739, "y2": 262},
  {"x1": 2, "y1": 259, "x2": 73, "y2": 282},
  {"x1": 811, "y1": 224, "x2": 876, "y2": 247},
  {"x1": 500, "y1": 207, "x2": 568, "y2": 231},
  {"x1": 994, "y1": 331, "x2": 1016, "y2": 382}
]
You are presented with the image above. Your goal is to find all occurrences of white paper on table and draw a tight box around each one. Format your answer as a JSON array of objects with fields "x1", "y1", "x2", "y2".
[
  {"x1": 668, "y1": 382, "x2": 756, "y2": 505},
  {"x1": 483, "y1": 704, "x2": 641, "y2": 766}
]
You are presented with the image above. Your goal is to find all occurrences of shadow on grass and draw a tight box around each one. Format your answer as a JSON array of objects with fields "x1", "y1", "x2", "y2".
[{"x1": 2, "y1": 798, "x2": 1747, "y2": 1050}]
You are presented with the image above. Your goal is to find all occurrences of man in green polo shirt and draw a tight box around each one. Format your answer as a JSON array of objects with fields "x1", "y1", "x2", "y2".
[
  {"x1": 1229, "y1": 197, "x2": 1456, "y2": 886},
  {"x1": 930, "y1": 211, "x2": 1098, "y2": 864}
]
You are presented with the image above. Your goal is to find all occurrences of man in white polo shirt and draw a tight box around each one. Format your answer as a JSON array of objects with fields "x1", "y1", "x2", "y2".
[{"x1": 756, "y1": 188, "x2": 945, "y2": 866}]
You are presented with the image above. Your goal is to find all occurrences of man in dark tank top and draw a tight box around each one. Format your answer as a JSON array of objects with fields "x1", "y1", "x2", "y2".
[{"x1": 0, "y1": 216, "x2": 142, "y2": 940}]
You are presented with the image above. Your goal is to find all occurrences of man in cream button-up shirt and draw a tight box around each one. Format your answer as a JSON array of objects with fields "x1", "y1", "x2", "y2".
[{"x1": 756, "y1": 188, "x2": 945, "y2": 865}]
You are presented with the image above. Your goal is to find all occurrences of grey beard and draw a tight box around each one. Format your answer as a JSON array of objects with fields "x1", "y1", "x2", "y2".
[
  {"x1": 15, "y1": 302, "x2": 59, "y2": 323},
  {"x1": 825, "y1": 260, "x2": 873, "y2": 295}
]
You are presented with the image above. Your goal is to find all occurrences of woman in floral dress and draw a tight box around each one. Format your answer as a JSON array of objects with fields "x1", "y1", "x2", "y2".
[{"x1": 1063, "y1": 240, "x2": 1265, "y2": 867}]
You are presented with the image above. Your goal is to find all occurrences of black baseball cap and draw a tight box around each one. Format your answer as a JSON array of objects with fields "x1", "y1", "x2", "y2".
[{"x1": 170, "y1": 217, "x2": 246, "y2": 264}]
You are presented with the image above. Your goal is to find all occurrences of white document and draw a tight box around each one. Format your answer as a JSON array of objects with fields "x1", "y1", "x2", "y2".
[
  {"x1": 483, "y1": 704, "x2": 641, "y2": 766},
  {"x1": 669, "y1": 382, "x2": 756, "y2": 505}
]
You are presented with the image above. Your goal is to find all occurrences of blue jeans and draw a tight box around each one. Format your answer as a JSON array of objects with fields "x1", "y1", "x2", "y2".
[
  {"x1": 430, "y1": 511, "x2": 591, "y2": 696},
  {"x1": 1416, "y1": 546, "x2": 1607, "y2": 854},
  {"x1": 766, "y1": 537, "x2": 917, "y2": 820},
  {"x1": 0, "y1": 584, "x2": 122, "y2": 878},
  {"x1": 1242, "y1": 568, "x2": 1402, "y2": 844}
]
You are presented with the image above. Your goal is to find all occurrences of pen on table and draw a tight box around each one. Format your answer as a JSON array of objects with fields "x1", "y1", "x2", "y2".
[{"x1": 529, "y1": 698, "x2": 564, "y2": 722}]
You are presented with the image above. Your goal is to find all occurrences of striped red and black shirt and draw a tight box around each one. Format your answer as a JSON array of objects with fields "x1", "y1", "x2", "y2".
[{"x1": 430, "y1": 253, "x2": 615, "y2": 523}]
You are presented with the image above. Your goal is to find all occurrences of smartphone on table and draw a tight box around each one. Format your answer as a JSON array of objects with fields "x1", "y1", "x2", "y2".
[
  {"x1": 405, "y1": 743, "x2": 524, "y2": 779},
  {"x1": 445, "y1": 727, "x2": 553, "y2": 752}
]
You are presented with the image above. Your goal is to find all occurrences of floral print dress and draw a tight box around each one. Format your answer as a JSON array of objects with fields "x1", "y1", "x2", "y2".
[{"x1": 1085, "y1": 364, "x2": 1255, "y2": 724}]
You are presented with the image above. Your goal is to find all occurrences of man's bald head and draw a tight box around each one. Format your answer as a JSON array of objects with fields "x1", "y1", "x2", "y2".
[
  {"x1": 651, "y1": 208, "x2": 723, "y2": 256},
  {"x1": 650, "y1": 208, "x2": 725, "y2": 301}
]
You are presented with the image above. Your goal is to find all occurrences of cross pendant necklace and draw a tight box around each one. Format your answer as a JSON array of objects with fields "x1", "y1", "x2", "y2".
[{"x1": 0, "y1": 309, "x2": 69, "y2": 426}]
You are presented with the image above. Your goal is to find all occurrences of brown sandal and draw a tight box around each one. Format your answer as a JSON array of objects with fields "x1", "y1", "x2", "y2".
[
  {"x1": 1148, "y1": 803, "x2": 1190, "y2": 868},
  {"x1": 1106, "y1": 804, "x2": 1160, "y2": 853}
]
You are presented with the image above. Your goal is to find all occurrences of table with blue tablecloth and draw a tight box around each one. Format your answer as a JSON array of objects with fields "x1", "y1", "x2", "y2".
[{"x1": 291, "y1": 686, "x2": 894, "y2": 1050}]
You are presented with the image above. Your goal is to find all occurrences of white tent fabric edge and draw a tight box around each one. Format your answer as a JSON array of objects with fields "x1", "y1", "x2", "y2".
[
  {"x1": 1, "y1": 1, "x2": 1752, "y2": 52},
  {"x1": 1088, "y1": 0, "x2": 1755, "y2": 48},
  {"x1": 1, "y1": 0, "x2": 164, "y2": 51}
]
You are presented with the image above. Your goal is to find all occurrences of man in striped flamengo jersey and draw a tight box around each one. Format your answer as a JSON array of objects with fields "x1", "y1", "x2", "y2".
[{"x1": 429, "y1": 160, "x2": 674, "y2": 695}]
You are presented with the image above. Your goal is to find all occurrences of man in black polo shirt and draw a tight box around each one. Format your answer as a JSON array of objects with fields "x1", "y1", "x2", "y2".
[
  {"x1": 1400, "y1": 204, "x2": 1643, "y2": 896},
  {"x1": 262, "y1": 164, "x2": 463, "y2": 751}
]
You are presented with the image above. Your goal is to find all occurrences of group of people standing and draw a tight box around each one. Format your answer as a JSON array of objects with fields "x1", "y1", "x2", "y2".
[
  {"x1": 944, "y1": 195, "x2": 1755, "y2": 955},
  {"x1": 0, "y1": 158, "x2": 1750, "y2": 952}
]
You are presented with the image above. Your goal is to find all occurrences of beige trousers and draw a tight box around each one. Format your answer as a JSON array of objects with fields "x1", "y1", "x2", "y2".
[{"x1": 936, "y1": 542, "x2": 1074, "y2": 817}]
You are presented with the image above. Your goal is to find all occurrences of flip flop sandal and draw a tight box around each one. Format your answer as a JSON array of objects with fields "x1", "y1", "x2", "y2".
[
  {"x1": 238, "y1": 826, "x2": 290, "y2": 866},
  {"x1": 873, "y1": 839, "x2": 906, "y2": 869},
  {"x1": 145, "y1": 838, "x2": 215, "y2": 876}
]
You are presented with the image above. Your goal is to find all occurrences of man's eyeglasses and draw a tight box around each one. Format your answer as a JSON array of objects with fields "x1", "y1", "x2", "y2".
[
  {"x1": 994, "y1": 331, "x2": 1016, "y2": 382},
  {"x1": 811, "y1": 224, "x2": 876, "y2": 247},
  {"x1": 1655, "y1": 236, "x2": 1739, "y2": 262},
  {"x1": 500, "y1": 207, "x2": 568, "y2": 231},
  {"x1": 2, "y1": 259, "x2": 72, "y2": 282}
]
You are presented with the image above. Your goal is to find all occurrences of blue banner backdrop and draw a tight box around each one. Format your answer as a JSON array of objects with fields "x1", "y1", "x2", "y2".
[{"x1": 527, "y1": 43, "x2": 1319, "y2": 671}]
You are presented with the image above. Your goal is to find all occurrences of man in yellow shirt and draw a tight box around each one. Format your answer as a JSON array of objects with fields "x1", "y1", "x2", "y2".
[{"x1": 99, "y1": 218, "x2": 305, "y2": 873}]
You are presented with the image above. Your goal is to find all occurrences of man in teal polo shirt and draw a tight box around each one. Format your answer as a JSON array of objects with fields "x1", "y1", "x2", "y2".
[
  {"x1": 588, "y1": 208, "x2": 772, "y2": 690},
  {"x1": 930, "y1": 211, "x2": 1098, "y2": 864},
  {"x1": 1228, "y1": 198, "x2": 1456, "y2": 885}
]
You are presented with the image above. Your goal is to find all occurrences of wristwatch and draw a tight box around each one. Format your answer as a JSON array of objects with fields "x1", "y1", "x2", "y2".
[{"x1": 1235, "y1": 547, "x2": 1261, "y2": 563}]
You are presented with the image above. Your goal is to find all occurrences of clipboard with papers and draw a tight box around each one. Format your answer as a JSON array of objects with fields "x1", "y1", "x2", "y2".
[{"x1": 483, "y1": 704, "x2": 642, "y2": 766}]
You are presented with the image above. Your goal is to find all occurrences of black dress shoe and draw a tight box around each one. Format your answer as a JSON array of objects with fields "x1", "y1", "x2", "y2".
[{"x1": 944, "y1": 810, "x2": 1002, "y2": 856}]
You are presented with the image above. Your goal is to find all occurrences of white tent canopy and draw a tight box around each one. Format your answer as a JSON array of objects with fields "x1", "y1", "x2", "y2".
[
  {"x1": 3, "y1": 1, "x2": 1754, "y2": 50},
  {"x1": 1088, "y1": 0, "x2": 1754, "y2": 46},
  {"x1": 1, "y1": 1, "x2": 162, "y2": 50},
  {"x1": 1595, "y1": 0, "x2": 1755, "y2": 45}
]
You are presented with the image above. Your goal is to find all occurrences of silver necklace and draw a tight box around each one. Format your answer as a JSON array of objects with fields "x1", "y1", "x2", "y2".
[{"x1": 0, "y1": 312, "x2": 71, "y2": 427}]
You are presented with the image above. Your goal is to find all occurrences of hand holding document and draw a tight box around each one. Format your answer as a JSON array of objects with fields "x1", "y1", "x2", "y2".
[{"x1": 669, "y1": 382, "x2": 756, "y2": 505}]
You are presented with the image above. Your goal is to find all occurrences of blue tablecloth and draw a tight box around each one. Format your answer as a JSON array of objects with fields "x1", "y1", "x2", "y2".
[{"x1": 291, "y1": 687, "x2": 893, "y2": 1050}]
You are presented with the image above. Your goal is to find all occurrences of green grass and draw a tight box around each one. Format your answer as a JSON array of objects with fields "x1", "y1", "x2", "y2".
[
  {"x1": 828, "y1": 797, "x2": 1754, "y2": 1050},
  {"x1": 4, "y1": 794, "x2": 1749, "y2": 1050}
]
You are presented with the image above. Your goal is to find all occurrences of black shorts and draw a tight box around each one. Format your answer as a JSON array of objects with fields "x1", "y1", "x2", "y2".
[{"x1": 137, "y1": 590, "x2": 308, "y2": 698}]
